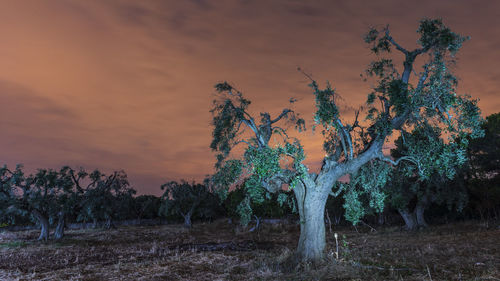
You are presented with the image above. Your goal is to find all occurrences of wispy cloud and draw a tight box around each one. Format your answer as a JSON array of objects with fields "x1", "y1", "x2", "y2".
[{"x1": 0, "y1": 0, "x2": 499, "y2": 194}]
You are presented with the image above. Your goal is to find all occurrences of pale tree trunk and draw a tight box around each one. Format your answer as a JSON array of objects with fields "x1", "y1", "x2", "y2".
[
  {"x1": 398, "y1": 209, "x2": 417, "y2": 230},
  {"x1": 32, "y1": 209, "x2": 49, "y2": 241},
  {"x1": 181, "y1": 202, "x2": 199, "y2": 228},
  {"x1": 293, "y1": 182, "x2": 330, "y2": 262},
  {"x1": 54, "y1": 211, "x2": 65, "y2": 240},
  {"x1": 182, "y1": 208, "x2": 194, "y2": 228}
]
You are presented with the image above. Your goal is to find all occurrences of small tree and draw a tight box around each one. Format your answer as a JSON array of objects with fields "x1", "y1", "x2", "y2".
[
  {"x1": 210, "y1": 19, "x2": 484, "y2": 261},
  {"x1": 77, "y1": 170, "x2": 135, "y2": 229},
  {"x1": 159, "y1": 180, "x2": 213, "y2": 228}
]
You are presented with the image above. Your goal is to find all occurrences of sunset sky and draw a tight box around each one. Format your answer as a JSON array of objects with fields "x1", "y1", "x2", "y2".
[{"x1": 1, "y1": 0, "x2": 499, "y2": 195}]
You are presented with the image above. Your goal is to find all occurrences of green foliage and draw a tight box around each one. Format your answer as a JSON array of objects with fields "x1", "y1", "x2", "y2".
[
  {"x1": 342, "y1": 160, "x2": 391, "y2": 224},
  {"x1": 364, "y1": 27, "x2": 391, "y2": 54},
  {"x1": 212, "y1": 159, "x2": 243, "y2": 200},
  {"x1": 224, "y1": 185, "x2": 295, "y2": 225},
  {"x1": 309, "y1": 81, "x2": 339, "y2": 126},
  {"x1": 385, "y1": 124, "x2": 471, "y2": 218},
  {"x1": 417, "y1": 18, "x2": 468, "y2": 54},
  {"x1": 210, "y1": 83, "x2": 251, "y2": 167},
  {"x1": 210, "y1": 84, "x2": 307, "y2": 224}
]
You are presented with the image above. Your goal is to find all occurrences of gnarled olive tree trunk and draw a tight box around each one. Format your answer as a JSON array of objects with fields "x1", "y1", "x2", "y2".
[
  {"x1": 398, "y1": 195, "x2": 429, "y2": 230},
  {"x1": 415, "y1": 195, "x2": 428, "y2": 227},
  {"x1": 398, "y1": 209, "x2": 417, "y2": 230},
  {"x1": 32, "y1": 209, "x2": 49, "y2": 241},
  {"x1": 293, "y1": 183, "x2": 330, "y2": 261},
  {"x1": 104, "y1": 217, "x2": 116, "y2": 229},
  {"x1": 54, "y1": 211, "x2": 65, "y2": 239}
]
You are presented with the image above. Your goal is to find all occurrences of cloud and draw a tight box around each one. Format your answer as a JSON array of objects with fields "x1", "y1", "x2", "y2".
[{"x1": 1, "y1": 0, "x2": 499, "y2": 194}]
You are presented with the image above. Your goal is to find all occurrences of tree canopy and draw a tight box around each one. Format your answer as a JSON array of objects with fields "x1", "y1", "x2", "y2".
[{"x1": 209, "y1": 18, "x2": 484, "y2": 262}]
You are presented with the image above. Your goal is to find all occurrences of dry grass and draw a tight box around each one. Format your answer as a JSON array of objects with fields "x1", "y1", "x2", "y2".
[{"x1": 0, "y1": 220, "x2": 498, "y2": 280}]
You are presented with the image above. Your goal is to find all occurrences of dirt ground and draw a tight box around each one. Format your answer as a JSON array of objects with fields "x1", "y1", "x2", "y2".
[{"x1": 0, "y1": 220, "x2": 498, "y2": 280}]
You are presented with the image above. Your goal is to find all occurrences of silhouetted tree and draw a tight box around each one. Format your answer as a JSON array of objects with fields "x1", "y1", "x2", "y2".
[
  {"x1": 77, "y1": 170, "x2": 135, "y2": 229},
  {"x1": 0, "y1": 165, "x2": 73, "y2": 240},
  {"x1": 466, "y1": 112, "x2": 500, "y2": 220},
  {"x1": 132, "y1": 195, "x2": 162, "y2": 220},
  {"x1": 159, "y1": 180, "x2": 214, "y2": 228}
]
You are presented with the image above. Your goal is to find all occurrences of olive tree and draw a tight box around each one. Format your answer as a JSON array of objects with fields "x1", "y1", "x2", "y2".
[
  {"x1": 159, "y1": 180, "x2": 215, "y2": 228},
  {"x1": 77, "y1": 170, "x2": 135, "y2": 229},
  {"x1": 0, "y1": 165, "x2": 73, "y2": 240},
  {"x1": 210, "y1": 19, "x2": 483, "y2": 261}
]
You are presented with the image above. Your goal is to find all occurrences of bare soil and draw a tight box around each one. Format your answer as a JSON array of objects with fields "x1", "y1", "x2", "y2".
[{"x1": 0, "y1": 220, "x2": 498, "y2": 280}]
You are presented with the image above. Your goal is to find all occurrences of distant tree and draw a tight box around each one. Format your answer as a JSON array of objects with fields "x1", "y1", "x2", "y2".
[
  {"x1": 0, "y1": 165, "x2": 73, "y2": 240},
  {"x1": 210, "y1": 19, "x2": 483, "y2": 261},
  {"x1": 466, "y1": 113, "x2": 500, "y2": 219},
  {"x1": 132, "y1": 195, "x2": 162, "y2": 220},
  {"x1": 52, "y1": 166, "x2": 80, "y2": 239},
  {"x1": 77, "y1": 170, "x2": 135, "y2": 229},
  {"x1": 385, "y1": 124, "x2": 468, "y2": 230},
  {"x1": 159, "y1": 180, "x2": 214, "y2": 228}
]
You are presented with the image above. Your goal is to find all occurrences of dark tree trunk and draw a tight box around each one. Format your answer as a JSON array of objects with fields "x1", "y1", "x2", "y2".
[
  {"x1": 415, "y1": 196, "x2": 428, "y2": 228},
  {"x1": 54, "y1": 211, "x2": 65, "y2": 240},
  {"x1": 398, "y1": 209, "x2": 417, "y2": 230},
  {"x1": 294, "y1": 183, "x2": 330, "y2": 262},
  {"x1": 32, "y1": 209, "x2": 49, "y2": 241},
  {"x1": 415, "y1": 203, "x2": 427, "y2": 227},
  {"x1": 104, "y1": 217, "x2": 116, "y2": 229},
  {"x1": 92, "y1": 218, "x2": 98, "y2": 229}
]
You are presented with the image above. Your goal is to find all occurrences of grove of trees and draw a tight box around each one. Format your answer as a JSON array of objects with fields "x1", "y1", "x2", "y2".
[{"x1": 0, "y1": 18, "x2": 498, "y2": 268}]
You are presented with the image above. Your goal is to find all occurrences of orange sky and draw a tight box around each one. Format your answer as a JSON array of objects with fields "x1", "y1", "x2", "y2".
[{"x1": 1, "y1": 0, "x2": 499, "y2": 195}]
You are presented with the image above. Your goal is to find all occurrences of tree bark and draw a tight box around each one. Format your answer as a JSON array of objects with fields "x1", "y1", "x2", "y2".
[
  {"x1": 377, "y1": 212, "x2": 385, "y2": 225},
  {"x1": 414, "y1": 203, "x2": 427, "y2": 228},
  {"x1": 32, "y1": 209, "x2": 49, "y2": 241},
  {"x1": 104, "y1": 217, "x2": 116, "y2": 229},
  {"x1": 415, "y1": 195, "x2": 428, "y2": 228},
  {"x1": 181, "y1": 209, "x2": 193, "y2": 228},
  {"x1": 54, "y1": 211, "x2": 65, "y2": 240},
  {"x1": 294, "y1": 182, "x2": 330, "y2": 262},
  {"x1": 398, "y1": 209, "x2": 417, "y2": 230}
]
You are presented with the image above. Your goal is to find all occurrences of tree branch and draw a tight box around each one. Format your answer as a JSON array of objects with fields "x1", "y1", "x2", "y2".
[
  {"x1": 337, "y1": 119, "x2": 353, "y2": 160},
  {"x1": 376, "y1": 154, "x2": 418, "y2": 166},
  {"x1": 270, "y1": 109, "x2": 293, "y2": 125},
  {"x1": 385, "y1": 29, "x2": 409, "y2": 55}
]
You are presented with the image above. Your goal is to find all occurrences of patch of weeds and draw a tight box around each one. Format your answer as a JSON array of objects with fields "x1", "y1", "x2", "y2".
[{"x1": 340, "y1": 234, "x2": 352, "y2": 260}]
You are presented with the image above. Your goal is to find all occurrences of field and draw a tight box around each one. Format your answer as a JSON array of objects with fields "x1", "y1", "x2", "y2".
[{"x1": 0, "y1": 220, "x2": 498, "y2": 280}]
